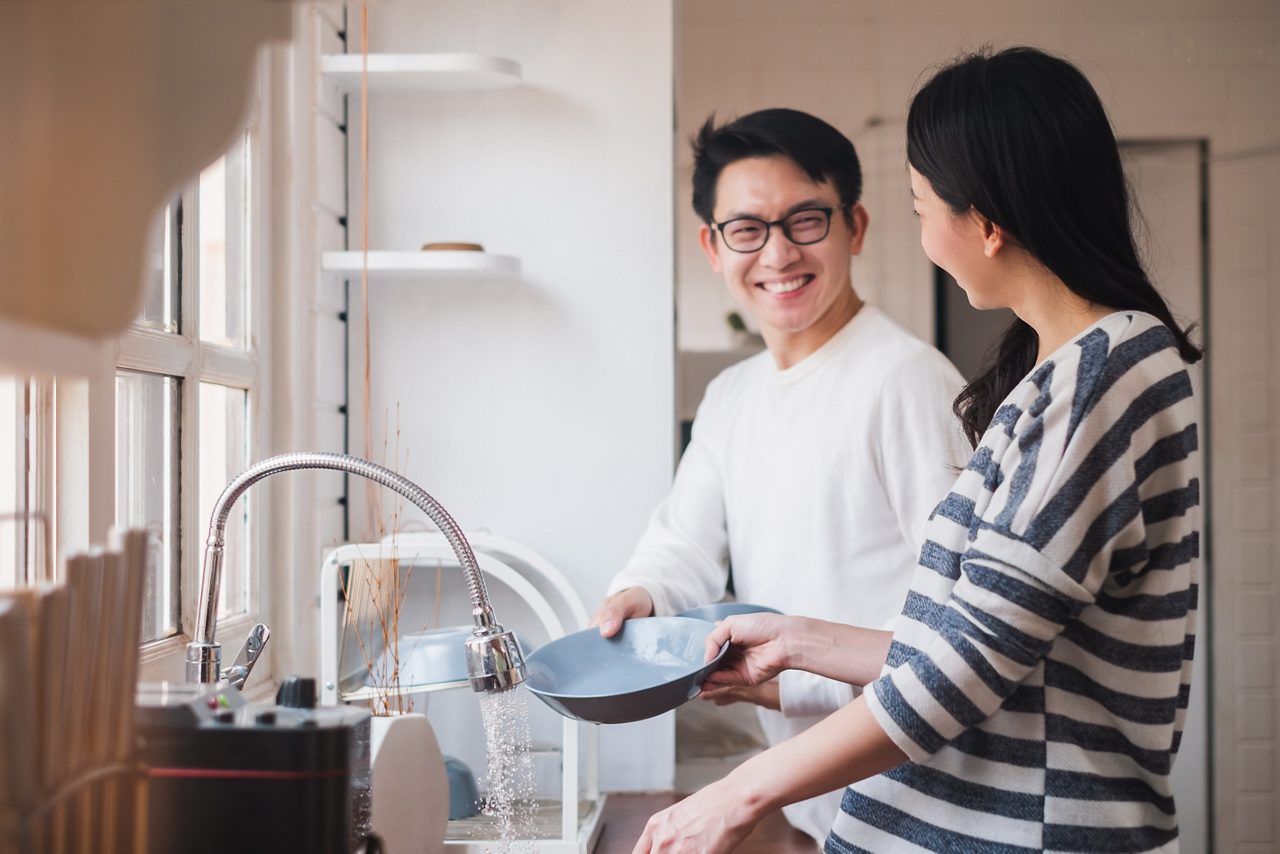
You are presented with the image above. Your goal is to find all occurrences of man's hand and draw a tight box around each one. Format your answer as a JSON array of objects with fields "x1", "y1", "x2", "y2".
[
  {"x1": 698, "y1": 679, "x2": 781, "y2": 711},
  {"x1": 588, "y1": 586, "x2": 655, "y2": 638}
]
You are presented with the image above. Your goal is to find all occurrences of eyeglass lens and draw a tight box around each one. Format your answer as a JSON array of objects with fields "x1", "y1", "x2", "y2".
[{"x1": 719, "y1": 208, "x2": 832, "y2": 252}]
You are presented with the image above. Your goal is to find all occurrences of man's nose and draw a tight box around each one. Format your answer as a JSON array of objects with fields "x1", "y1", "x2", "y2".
[{"x1": 758, "y1": 226, "x2": 801, "y2": 267}]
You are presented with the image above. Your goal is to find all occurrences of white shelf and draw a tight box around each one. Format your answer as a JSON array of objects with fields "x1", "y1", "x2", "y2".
[
  {"x1": 321, "y1": 250, "x2": 521, "y2": 280},
  {"x1": 320, "y1": 53, "x2": 522, "y2": 92}
]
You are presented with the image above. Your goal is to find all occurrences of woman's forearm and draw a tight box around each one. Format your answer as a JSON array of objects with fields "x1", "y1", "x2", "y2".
[
  {"x1": 727, "y1": 695, "x2": 907, "y2": 820},
  {"x1": 785, "y1": 618, "x2": 893, "y2": 686}
]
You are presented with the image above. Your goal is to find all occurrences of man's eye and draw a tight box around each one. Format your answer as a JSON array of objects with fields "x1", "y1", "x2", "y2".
[{"x1": 728, "y1": 224, "x2": 762, "y2": 238}]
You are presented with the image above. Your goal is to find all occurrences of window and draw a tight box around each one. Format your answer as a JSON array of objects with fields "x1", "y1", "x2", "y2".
[
  {"x1": 0, "y1": 377, "x2": 52, "y2": 589},
  {"x1": 118, "y1": 123, "x2": 265, "y2": 666}
]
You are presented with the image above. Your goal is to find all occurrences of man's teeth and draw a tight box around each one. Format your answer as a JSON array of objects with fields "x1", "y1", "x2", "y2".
[{"x1": 759, "y1": 276, "x2": 809, "y2": 294}]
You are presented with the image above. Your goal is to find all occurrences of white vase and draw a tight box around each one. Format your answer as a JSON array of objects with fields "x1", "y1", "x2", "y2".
[{"x1": 369, "y1": 712, "x2": 450, "y2": 854}]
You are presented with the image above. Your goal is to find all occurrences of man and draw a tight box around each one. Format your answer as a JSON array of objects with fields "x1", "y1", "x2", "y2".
[{"x1": 591, "y1": 108, "x2": 968, "y2": 843}]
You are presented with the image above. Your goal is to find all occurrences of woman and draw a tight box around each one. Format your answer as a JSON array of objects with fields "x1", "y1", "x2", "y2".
[{"x1": 635, "y1": 46, "x2": 1202, "y2": 854}]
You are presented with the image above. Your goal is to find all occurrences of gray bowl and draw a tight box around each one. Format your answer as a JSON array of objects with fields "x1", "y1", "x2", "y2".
[
  {"x1": 676, "y1": 602, "x2": 782, "y2": 622},
  {"x1": 524, "y1": 617, "x2": 729, "y2": 725}
]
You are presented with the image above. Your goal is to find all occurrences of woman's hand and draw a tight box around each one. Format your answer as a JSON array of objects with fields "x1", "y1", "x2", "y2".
[
  {"x1": 702, "y1": 613, "x2": 800, "y2": 688},
  {"x1": 631, "y1": 774, "x2": 764, "y2": 854},
  {"x1": 706, "y1": 614, "x2": 894, "y2": 688}
]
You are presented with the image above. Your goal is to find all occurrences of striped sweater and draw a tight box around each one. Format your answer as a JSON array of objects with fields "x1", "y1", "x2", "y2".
[{"x1": 829, "y1": 311, "x2": 1200, "y2": 853}]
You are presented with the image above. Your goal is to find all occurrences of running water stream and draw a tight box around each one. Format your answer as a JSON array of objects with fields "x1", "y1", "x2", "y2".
[{"x1": 478, "y1": 685, "x2": 538, "y2": 853}]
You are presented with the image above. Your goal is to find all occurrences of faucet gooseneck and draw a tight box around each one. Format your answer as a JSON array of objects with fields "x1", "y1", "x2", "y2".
[{"x1": 185, "y1": 451, "x2": 526, "y2": 694}]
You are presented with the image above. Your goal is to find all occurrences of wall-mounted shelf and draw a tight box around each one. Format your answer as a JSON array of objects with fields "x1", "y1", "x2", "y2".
[
  {"x1": 321, "y1": 250, "x2": 521, "y2": 280},
  {"x1": 320, "y1": 53, "x2": 522, "y2": 93}
]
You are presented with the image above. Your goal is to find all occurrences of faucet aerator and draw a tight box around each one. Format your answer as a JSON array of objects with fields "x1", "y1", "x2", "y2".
[{"x1": 465, "y1": 627, "x2": 528, "y2": 694}]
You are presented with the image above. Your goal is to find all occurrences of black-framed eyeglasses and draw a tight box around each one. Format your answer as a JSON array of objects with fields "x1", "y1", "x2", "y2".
[{"x1": 713, "y1": 205, "x2": 847, "y2": 253}]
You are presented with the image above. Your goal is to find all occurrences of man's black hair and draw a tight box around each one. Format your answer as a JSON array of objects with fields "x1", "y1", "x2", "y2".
[{"x1": 690, "y1": 108, "x2": 863, "y2": 225}]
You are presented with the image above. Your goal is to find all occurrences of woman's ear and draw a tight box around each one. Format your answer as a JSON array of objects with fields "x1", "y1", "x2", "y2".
[{"x1": 976, "y1": 213, "x2": 1005, "y2": 258}]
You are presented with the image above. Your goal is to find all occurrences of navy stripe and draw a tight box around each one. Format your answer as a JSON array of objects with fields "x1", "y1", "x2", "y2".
[
  {"x1": 838, "y1": 790, "x2": 1041, "y2": 854},
  {"x1": 962, "y1": 555, "x2": 1080, "y2": 626},
  {"x1": 1094, "y1": 587, "x2": 1192, "y2": 621},
  {"x1": 950, "y1": 595, "x2": 1047, "y2": 667},
  {"x1": 1043, "y1": 822, "x2": 1179, "y2": 853},
  {"x1": 898, "y1": 597, "x2": 1024, "y2": 699},
  {"x1": 1025, "y1": 371, "x2": 1194, "y2": 550},
  {"x1": 907, "y1": 651, "x2": 987, "y2": 728},
  {"x1": 873, "y1": 676, "x2": 947, "y2": 755},
  {"x1": 1045, "y1": 660, "x2": 1178, "y2": 725},
  {"x1": 1066, "y1": 328, "x2": 1113, "y2": 443},
  {"x1": 1073, "y1": 325, "x2": 1178, "y2": 429},
  {"x1": 1060, "y1": 620, "x2": 1185, "y2": 673},
  {"x1": 882, "y1": 763, "x2": 1044, "y2": 821},
  {"x1": 1109, "y1": 541, "x2": 1149, "y2": 575},
  {"x1": 918, "y1": 539, "x2": 962, "y2": 580},
  {"x1": 949, "y1": 727, "x2": 1046, "y2": 768},
  {"x1": 966, "y1": 445, "x2": 1004, "y2": 492},
  {"x1": 1062, "y1": 485, "x2": 1142, "y2": 583},
  {"x1": 823, "y1": 834, "x2": 872, "y2": 854},
  {"x1": 1045, "y1": 768, "x2": 1176, "y2": 814},
  {"x1": 1141, "y1": 479, "x2": 1200, "y2": 525},
  {"x1": 1134, "y1": 423, "x2": 1198, "y2": 484},
  {"x1": 1046, "y1": 714, "x2": 1172, "y2": 775},
  {"x1": 1112, "y1": 533, "x2": 1198, "y2": 587},
  {"x1": 934, "y1": 615, "x2": 1022, "y2": 699},
  {"x1": 884, "y1": 638, "x2": 911, "y2": 670},
  {"x1": 1002, "y1": 685, "x2": 1044, "y2": 714},
  {"x1": 990, "y1": 403, "x2": 1022, "y2": 437},
  {"x1": 935, "y1": 493, "x2": 977, "y2": 528},
  {"x1": 997, "y1": 364, "x2": 1054, "y2": 530}
]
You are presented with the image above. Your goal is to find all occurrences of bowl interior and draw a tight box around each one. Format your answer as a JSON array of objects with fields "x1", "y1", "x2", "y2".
[
  {"x1": 675, "y1": 602, "x2": 782, "y2": 622},
  {"x1": 525, "y1": 616, "x2": 723, "y2": 700}
]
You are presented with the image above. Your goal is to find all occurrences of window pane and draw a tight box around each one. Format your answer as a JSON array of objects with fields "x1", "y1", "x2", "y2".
[
  {"x1": 199, "y1": 383, "x2": 250, "y2": 620},
  {"x1": 199, "y1": 138, "x2": 250, "y2": 348},
  {"x1": 116, "y1": 371, "x2": 180, "y2": 642},
  {"x1": 138, "y1": 201, "x2": 180, "y2": 334},
  {"x1": 0, "y1": 377, "x2": 20, "y2": 588}
]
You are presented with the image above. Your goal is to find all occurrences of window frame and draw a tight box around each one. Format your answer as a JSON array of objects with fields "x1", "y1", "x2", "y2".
[{"x1": 113, "y1": 60, "x2": 273, "y2": 683}]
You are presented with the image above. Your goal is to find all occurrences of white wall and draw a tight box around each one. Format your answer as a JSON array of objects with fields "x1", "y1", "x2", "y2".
[
  {"x1": 677, "y1": 1, "x2": 1280, "y2": 850},
  {"x1": 340, "y1": 1, "x2": 676, "y2": 791}
]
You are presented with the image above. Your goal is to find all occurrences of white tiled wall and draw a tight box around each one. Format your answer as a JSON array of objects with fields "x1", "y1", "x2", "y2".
[{"x1": 678, "y1": 1, "x2": 1280, "y2": 849}]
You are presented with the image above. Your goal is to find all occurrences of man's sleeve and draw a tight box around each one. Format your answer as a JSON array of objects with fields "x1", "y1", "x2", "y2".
[
  {"x1": 606, "y1": 391, "x2": 731, "y2": 617},
  {"x1": 875, "y1": 348, "x2": 971, "y2": 558}
]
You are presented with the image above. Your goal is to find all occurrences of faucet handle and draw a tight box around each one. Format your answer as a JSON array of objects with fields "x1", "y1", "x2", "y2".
[{"x1": 222, "y1": 622, "x2": 271, "y2": 690}]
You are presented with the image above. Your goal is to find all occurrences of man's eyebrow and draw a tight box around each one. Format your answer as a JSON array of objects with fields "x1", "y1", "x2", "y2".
[{"x1": 721, "y1": 198, "x2": 833, "y2": 220}]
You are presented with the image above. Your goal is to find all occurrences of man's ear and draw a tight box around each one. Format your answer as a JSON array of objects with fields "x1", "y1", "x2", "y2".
[
  {"x1": 977, "y1": 213, "x2": 1006, "y2": 258},
  {"x1": 698, "y1": 223, "x2": 724, "y2": 273},
  {"x1": 846, "y1": 203, "x2": 870, "y2": 256}
]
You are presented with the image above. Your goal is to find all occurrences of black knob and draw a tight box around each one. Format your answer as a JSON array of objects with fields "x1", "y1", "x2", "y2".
[{"x1": 275, "y1": 676, "x2": 317, "y2": 709}]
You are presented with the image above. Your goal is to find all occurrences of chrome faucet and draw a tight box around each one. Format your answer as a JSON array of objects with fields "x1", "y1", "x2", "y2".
[{"x1": 185, "y1": 451, "x2": 527, "y2": 693}]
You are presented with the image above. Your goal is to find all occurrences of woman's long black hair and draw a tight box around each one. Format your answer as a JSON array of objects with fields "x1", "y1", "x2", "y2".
[{"x1": 907, "y1": 47, "x2": 1202, "y2": 447}]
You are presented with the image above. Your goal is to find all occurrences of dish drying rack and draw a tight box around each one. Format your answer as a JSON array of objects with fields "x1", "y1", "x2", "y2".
[
  {"x1": 319, "y1": 531, "x2": 604, "y2": 854},
  {"x1": 0, "y1": 529, "x2": 149, "y2": 854}
]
